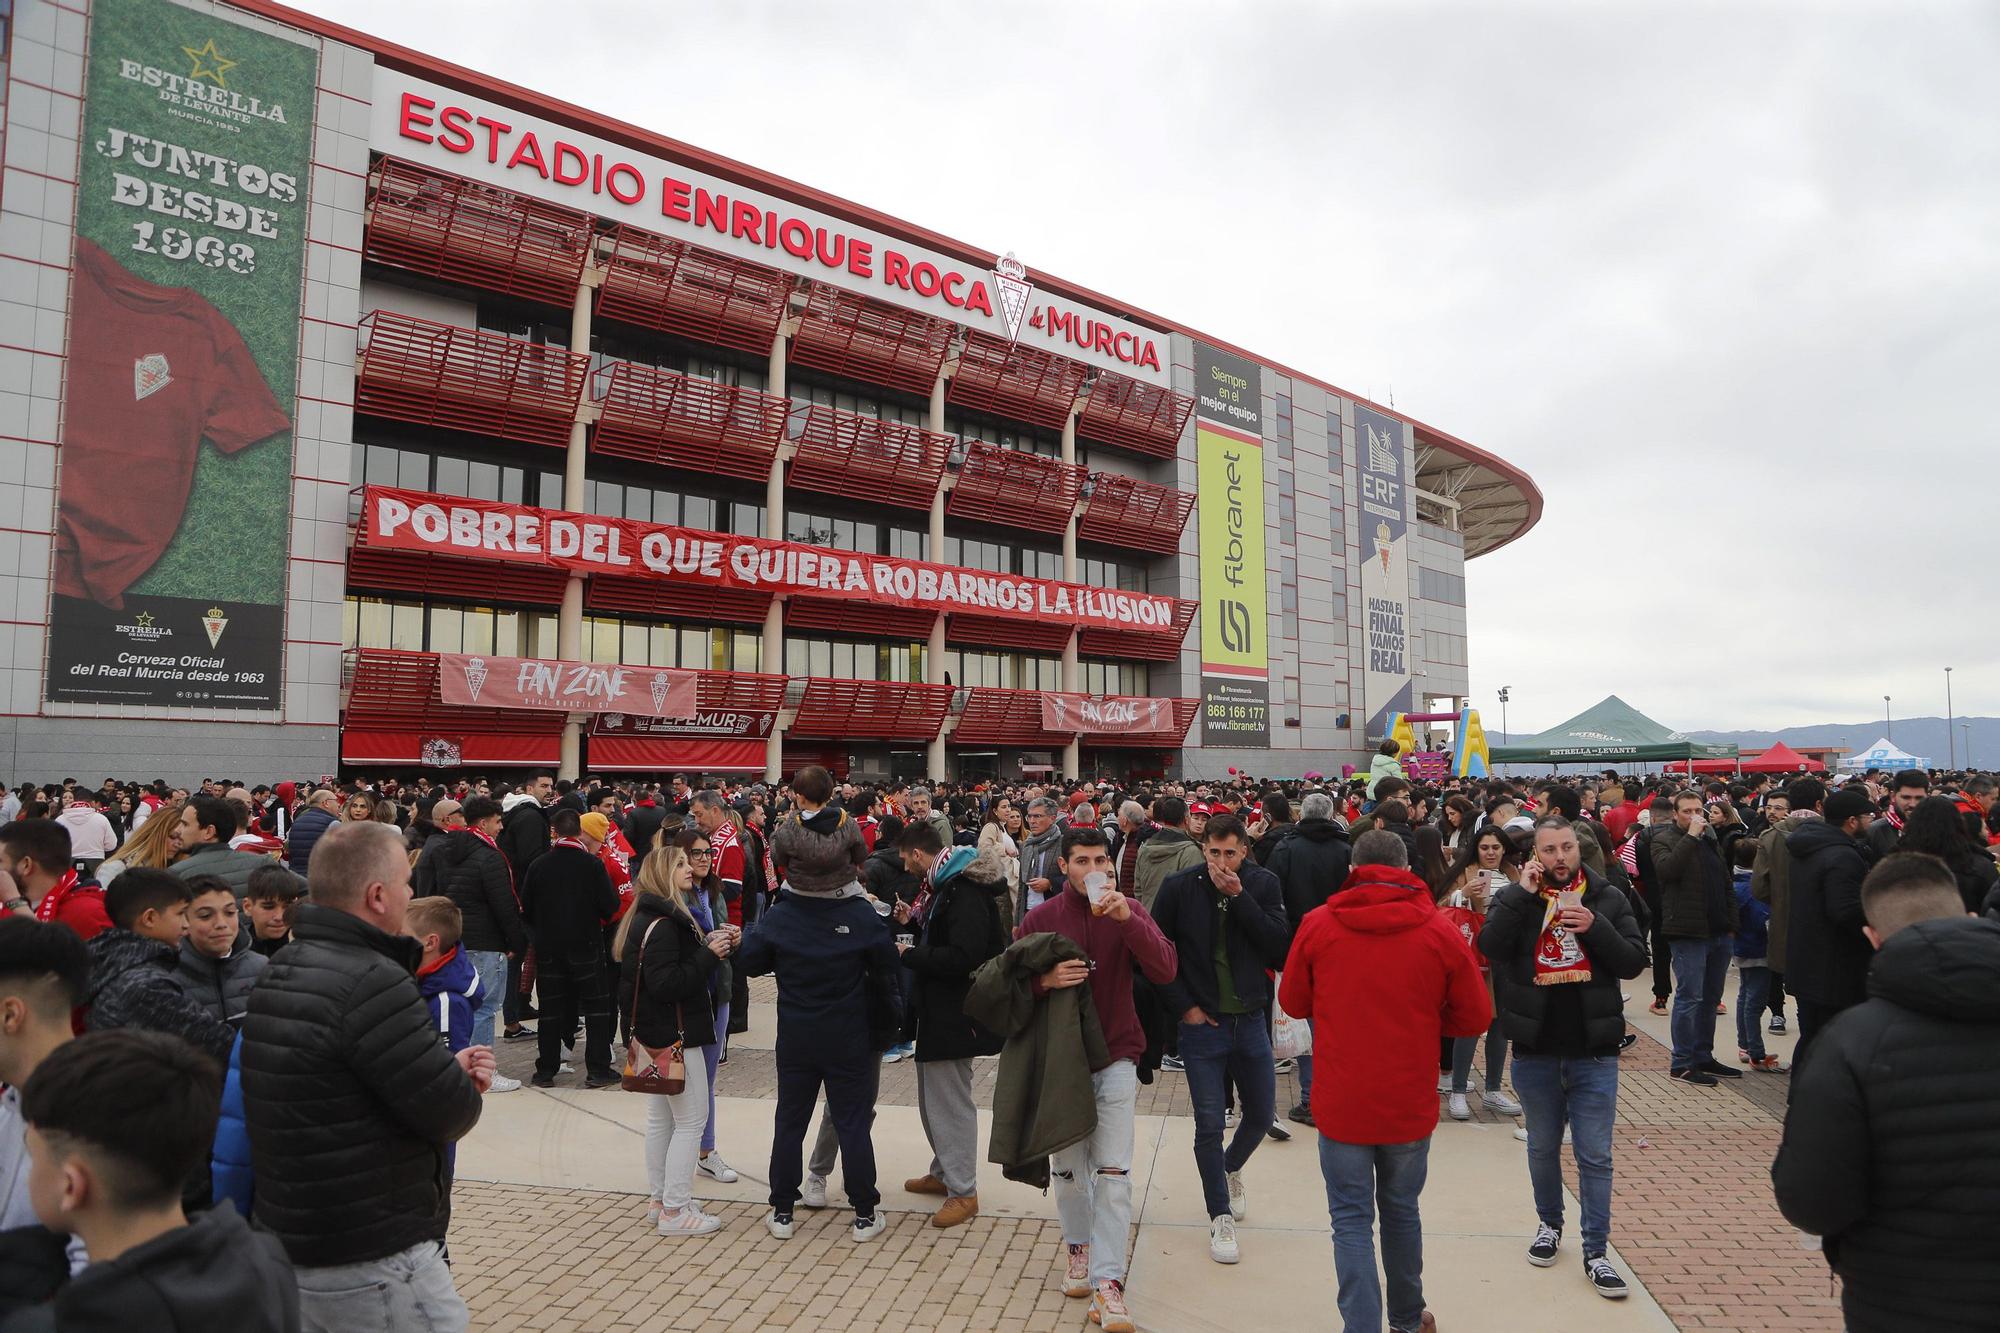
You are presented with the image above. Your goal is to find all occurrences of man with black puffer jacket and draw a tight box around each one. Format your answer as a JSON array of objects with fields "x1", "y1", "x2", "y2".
[
  {"x1": 283, "y1": 788, "x2": 341, "y2": 878},
  {"x1": 1774, "y1": 852, "x2": 2000, "y2": 1333},
  {"x1": 1783, "y1": 786, "x2": 1879, "y2": 1061},
  {"x1": 520, "y1": 808, "x2": 619, "y2": 1090},
  {"x1": 429, "y1": 796, "x2": 529, "y2": 1063},
  {"x1": 241, "y1": 821, "x2": 492, "y2": 1333}
]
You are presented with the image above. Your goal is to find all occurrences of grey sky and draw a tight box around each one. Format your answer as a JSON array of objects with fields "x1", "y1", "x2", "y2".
[{"x1": 299, "y1": 0, "x2": 2000, "y2": 734}]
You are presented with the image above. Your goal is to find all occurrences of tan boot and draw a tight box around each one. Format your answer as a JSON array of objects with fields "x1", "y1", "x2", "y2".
[
  {"x1": 931, "y1": 1195, "x2": 979, "y2": 1229},
  {"x1": 904, "y1": 1173, "x2": 948, "y2": 1196}
]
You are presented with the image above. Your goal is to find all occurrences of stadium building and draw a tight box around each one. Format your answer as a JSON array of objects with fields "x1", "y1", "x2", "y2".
[{"x1": 0, "y1": 0, "x2": 1541, "y2": 783}]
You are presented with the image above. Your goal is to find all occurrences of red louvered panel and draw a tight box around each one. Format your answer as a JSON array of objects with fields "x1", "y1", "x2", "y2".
[
  {"x1": 952, "y1": 688, "x2": 1075, "y2": 747},
  {"x1": 591, "y1": 361, "x2": 788, "y2": 482},
  {"x1": 945, "y1": 442, "x2": 1085, "y2": 535},
  {"x1": 946, "y1": 331, "x2": 1087, "y2": 430},
  {"x1": 341, "y1": 648, "x2": 567, "y2": 739},
  {"x1": 1075, "y1": 472, "x2": 1196, "y2": 555},
  {"x1": 346, "y1": 546, "x2": 566, "y2": 606},
  {"x1": 585, "y1": 575, "x2": 773, "y2": 626},
  {"x1": 1078, "y1": 371, "x2": 1195, "y2": 458},
  {"x1": 786, "y1": 403, "x2": 951, "y2": 511},
  {"x1": 945, "y1": 614, "x2": 1073, "y2": 654},
  {"x1": 1076, "y1": 597, "x2": 1198, "y2": 662},
  {"x1": 789, "y1": 678, "x2": 953, "y2": 741},
  {"x1": 695, "y1": 671, "x2": 789, "y2": 715},
  {"x1": 596, "y1": 224, "x2": 792, "y2": 355},
  {"x1": 789, "y1": 284, "x2": 952, "y2": 396},
  {"x1": 356, "y1": 311, "x2": 587, "y2": 448},
  {"x1": 1081, "y1": 697, "x2": 1200, "y2": 749},
  {"x1": 781, "y1": 742, "x2": 849, "y2": 778},
  {"x1": 364, "y1": 157, "x2": 592, "y2": 307},
  {"x1": 786, "y1": 597, "x2": 937, "y2": 640}
]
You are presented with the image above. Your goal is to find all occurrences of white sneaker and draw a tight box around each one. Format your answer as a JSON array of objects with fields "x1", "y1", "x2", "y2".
[
  {"x1": 645, "y1": 1198, "x2": 662, "y2": 1225},
  {"x1": 657, "y1": 1205, "x2": 722, "y2": 1237},
  {"x1": 1438, "y1": 1072, "x2": 1452, "y2": 1093},
  {"x1": 852, "y1": 1213, "x2": 886, "y2": 1242},
  {"x1": 562, "y1": 1041, "x2": 577, "y2": 1062},
  {"x1": 1223, "y1": 1108, "x2": 1238, "y2": 1129},
  {"x1": 800, "y1": 1174, "x2": 829, "y2": 1209},
  {"x1": 1514, "y1": 1125, "x2": 1573, "y2": 1144},
  {"x1": 766, "y1": 1210, "x2": 795, "y2": 1239},
  {"x1": 1483, "y1": 1090, "x2": 1523, "y2": 1116},
  {"x1": 881, "y1": 1047, "x2": 907, "y2": 1065},
  {"x1": 488, "y1": 1074, "x2": 522, "y2": 1093},
  {"x1": 1209, "y1": 1214, "x2": 1240, "y2": 1264},
  {"x1": 1447, "y1": 1092, "x2": 1471, "y2": 1121},
  {"x1": 1226, "y1": 1171, "x2": 1246, "y2": 1221},
  {"x1": 698, "y1": 1153, "x2": 739, "y2": 1183}
]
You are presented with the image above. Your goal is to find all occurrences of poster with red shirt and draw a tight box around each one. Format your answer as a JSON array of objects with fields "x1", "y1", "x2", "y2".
[{"x1": 44, "y1": 0, "x2": 316, "y2": 709}]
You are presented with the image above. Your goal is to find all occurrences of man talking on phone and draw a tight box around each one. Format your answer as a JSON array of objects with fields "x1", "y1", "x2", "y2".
[
  {"x1": 1018, "y1": 826, "x2": 1177, "y2": 1333},
  {"x1": 1480, "y1": 816, "x2": 1648, "y2": 1301},
  {"x1": 1649, "y1": 791, "x2": 1742, "y2": 1086}
]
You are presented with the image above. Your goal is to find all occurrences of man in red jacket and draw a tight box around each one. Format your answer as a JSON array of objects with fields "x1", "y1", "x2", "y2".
[
  {"x1": 1279, "y1": 830, "x2": 1491, "y2": 1333},
  {"x1": 0, "y1": 820, "x2": 112, "y2": 940}
]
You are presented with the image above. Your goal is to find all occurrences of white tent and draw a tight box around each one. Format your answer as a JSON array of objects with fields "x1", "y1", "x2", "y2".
[{"x1": 1839, "y1": 737, "x2": 1930, "y2": 771}]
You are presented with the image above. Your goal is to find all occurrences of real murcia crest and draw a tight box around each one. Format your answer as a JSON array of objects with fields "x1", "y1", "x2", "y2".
[
  {"x1": 134, "y1": 354, "x2": 172, "y2": 400},
  {"x1": 201, "y1": 607, "x2": 228, "y2": 648},
  {"x1": 462, "y1": 656, "x2": 489, "y2": 702},
  {"x1": 992, "y1": 252, "x2": 1034, "y2": 342}
]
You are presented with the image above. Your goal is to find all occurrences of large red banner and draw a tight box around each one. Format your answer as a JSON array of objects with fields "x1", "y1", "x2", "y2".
[
  {"x1": 363, "y1": 487, "x2": 1181, "y2": 633},
  {"x1": 438, "y1": 652, "x2": 698, "y2": 716},
  {"x1": 1039, "y1": 694, "x2": 1176, "y2": 735}
]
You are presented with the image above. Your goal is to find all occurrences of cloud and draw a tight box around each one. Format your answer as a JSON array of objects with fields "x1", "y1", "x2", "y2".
[{"x1": 296, "y1": 0, "x2": 2000, "y2": 734}]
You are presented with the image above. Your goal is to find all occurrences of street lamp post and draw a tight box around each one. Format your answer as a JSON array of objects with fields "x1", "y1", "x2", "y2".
[
  {"x1": 1963, "y1": 721, "x2": 1974, "y2": 771},
  {"x1": 1497, "y1": 686, "x2": 1510, "y2": 745},
  {"x1": 1945, "y1": 668, "x2": 1955, "y2": 769},
  {"x1": 1884, "y1": 695, "x2": 1892, "y2": 743}
]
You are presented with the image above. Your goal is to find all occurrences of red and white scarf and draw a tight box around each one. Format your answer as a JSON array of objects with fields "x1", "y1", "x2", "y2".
[
  {"x1": 1532, "y1": 884, "x2": 1593, "y2": 986},
  {"x1": 33, "y1": 869, "x2": 79, "y2": 924}
]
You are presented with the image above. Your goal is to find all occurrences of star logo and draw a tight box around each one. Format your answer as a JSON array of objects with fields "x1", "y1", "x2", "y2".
[
  {"x1": 183, "y1": 38, "x2": 237, "y2": 88},
  {"x1": 135, "y1": 612, "x2": 155, "y2": 628}
]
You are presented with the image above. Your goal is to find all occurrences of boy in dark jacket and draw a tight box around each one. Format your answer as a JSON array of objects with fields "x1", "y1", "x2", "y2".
[
  {"x1": 431, "y1": 796, "x2": 529, "y2": 1058},
  {"x1": 8, "y1": 1029, "x2": 298, "y2": 1332},
  {"x1": 406, "y1": 897, "x2": 483, "y2": 1229},
  {"x1": 519, "y1": 809, "x2": 619, "y2": 1088},
  {"x1": 1479, "y1": 816, "x2": 1648, "y2": 1302},
  {"x1": 175, "y1": 876, "x2": 269, "y2": 1027},
  {"x1": 890, "y1": 823, "x2": 1007, "y2": 1229},
  {"x1": 1784, "y1": 787, "x2": 1879, "y2": 1061},
  {"x1": 1774, "y1": 853, "x2": 2000, "y2": 1333},
  {"x1": 243, "y1": 864, "x2": 305, "y2": 960},
  {"x1": 83, "y1": 870, "x2": 234, "y2": 1065}
]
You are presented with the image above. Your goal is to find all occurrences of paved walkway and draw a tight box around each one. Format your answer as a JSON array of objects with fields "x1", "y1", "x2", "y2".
[{"x1": 447, "y1": 977, "x2": 1835, "y2": 1330}]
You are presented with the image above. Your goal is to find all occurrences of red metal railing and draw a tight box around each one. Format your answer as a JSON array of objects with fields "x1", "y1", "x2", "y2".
[
  {"x1": 1078, "y1": 371, "x2": 1195, "y2": 458},
  {"x1": 364, "y1": 157, "x2": 593, "y2": 308},
  {"x1": 789, "y1": 284, "x2": 952, "y2": 396},
  {"x1": 1076, "y1": 472, "x2": 1196, "y2": 555},
  {"x1": 342, "y1": 648, "x2": 568, "y2": 737},
  {"x1": 947, "y1": 331, "x2": 1088, "y2": 431},
  {"x1": 694, "y1": 670, "x2": 789, "y2": 715},
  {"x1": 946, "y1": 442, "x2": 1086, "y2": 535},
  {"x1": 591, "y1": 361, "x2": 788, "y2": 482},
  {"x1": 786, "y1": 402, "x2": 951, "y2": 511},
  {"x1": 945, "y1": 614, "x2": 1074, "y2": 654},
  {"x1": 596, "y1": 223, "x2": 792, "y2": 355},
  {"x1": 1078, "y1": 697, "x2": 1200, "y2": 749},
  {"x1": 952, "y1": 687, "x2": 1076, "y2": 747},
  {"x1": 1076, "y1": 597, "x2": 1199, "y2": 662},
  {"x1": 789, "y1": 678, "x2": 953, "y2": 741},
  {"x1": 346, "y1": 545, "x2": 567, "y2": 606},
  {"x1": 585, "y1": 575, "x2": 774, "y2": 627},
  {"x1": 356, "y1": 311, "x2": 588, "y2": 448},
  {"x1": 786, "y1": 596, "x2": 937, "y2": 640}
]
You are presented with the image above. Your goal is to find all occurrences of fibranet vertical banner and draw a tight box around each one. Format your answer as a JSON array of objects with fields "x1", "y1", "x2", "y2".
[
  {"x1": 45, "y1": 0, "x2": 315, "y2": 709},
  {"x1": 1357, "y1": 404, "x2": 1415, "y2": 738},
  {"x1": 1195, "y1": 344, "x2": 1269, "y2": 747}
]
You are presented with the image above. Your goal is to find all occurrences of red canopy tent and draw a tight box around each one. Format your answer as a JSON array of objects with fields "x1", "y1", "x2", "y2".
[{"x1": 1664, "y1": 740, "x2": 1823, "y2": 775}]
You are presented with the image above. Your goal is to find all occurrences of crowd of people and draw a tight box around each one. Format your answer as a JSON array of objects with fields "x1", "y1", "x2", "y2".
[{"x1": 0, "y1": 756, "x2": 1994, "y2": 1331}]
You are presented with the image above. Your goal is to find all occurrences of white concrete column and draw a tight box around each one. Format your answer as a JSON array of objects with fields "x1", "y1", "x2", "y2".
[
  {"x1": 557, "y1": 274, "x2": 594, "y2": 781},
  {"x1": 764, "y1": 329, "x2": 789, "y2": 783},
  {"x1": 1060, "y1": 410, "x2": 1081, "y2": 780},
  {"x1": 926, "y1": 372, "x2": 948, "y2": 781}
]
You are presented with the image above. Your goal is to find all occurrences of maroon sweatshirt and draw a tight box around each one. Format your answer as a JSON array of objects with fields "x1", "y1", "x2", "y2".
[{"x1": 1019, "y1": 884, "x2": 1178, "y2": 1069}]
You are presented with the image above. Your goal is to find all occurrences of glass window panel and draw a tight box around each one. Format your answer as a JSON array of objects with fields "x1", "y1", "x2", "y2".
[
  {"x1": 501, "y1": 467, "x2": 524, "y2": 504},
  {"x1": 684, "y1": 496, "x2": 715, "y2": 531},
  {"x1": 348, "y1": 446, "x2": 365, "y2": 486},
  {"x1": 625, "y1": 489, "x2": 651, "y2": 524},
  {"x1": 807, "y1": 639, "x2": 831, "y2": 678},
  {"x1": 734, "y1": 502, "x2": 763, "y2": 537},
  {"x1": 855, "y1": 521, "x2": 878, "y2": 555},
  {"x1": 539, "y1": 471, "x2": 563, "y2": 507},
  {"x1": 736, "y1": 632, "x2": 759, "y2": 671},
  {"x1": 943, "y1": 536, "x2": 961, "y2": 565},
  {"x1": 464, "y1": 460, "x2": 498, "y2": 500},
  {"x1": 533, "y1": 614, "x2": 557, "y2": 659},
  {"x1": 622, "y1": 624, "x2": 649, "y2": 665},
  {"x1": 711, "y1": 628, "x2": 732, "y2": 672},
  {"x1": 652, "y1": 490, "x2": 679, "y2": 526},
  {"x1": 342, "y1": 598, "x2": 361, "y2": 648},
  {"x1": 397, "y1": 450, "x2": 428, "y2": 491},
  {"x1": 684, "y1": 628, "x2": 710, "y2": 667},
  {"x1": 365, "y1": 444, "x2": 397, "y2": 485},
  {"x1": 463, "y1": 608, "x2": 495, "y2": 656},
  {"x1": 389, "y1": 601, "x2": 424, "y2": 651},
  {"x1": 434, "y1": 456, "x2": 469, "y2": 497},
  {"x1": 430, "y1": 605, "x2": 462, "y2": 654},
  {"x1": 832, "y1": 641, "x2": 855, "y2": 678}
]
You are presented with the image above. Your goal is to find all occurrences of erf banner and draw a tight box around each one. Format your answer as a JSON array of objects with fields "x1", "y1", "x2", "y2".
[
  {"x1": 45, "y1": 0, "x2": 316, "y2": 710},
  {"x1": 590, "y1": 711, "x2": 777, "y2": 739},
  {"x1": 1195, "y1": 345, "x2": 1269, "y2": 747},
  {"x1": 438, "y1": 654, "x2": 698, "y2": 717},
  {"x1": 1357, "y1": 404, "x2": 1415, "y2": 738},
  {"x1": 1039, "y1": 694, "x2": 1176, "y2": 736},
  {"x1": 362, "y1": 487, "x2": 1182, "y2": 634}
]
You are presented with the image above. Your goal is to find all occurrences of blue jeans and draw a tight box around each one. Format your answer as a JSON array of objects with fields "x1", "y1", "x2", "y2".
[
  {"x1": 1318, "y1": 1136, "x2": 1431, "y2": 1333},
  {"x1": 1668, "y1": 935, "x2": 1731, "y2": 1070},
  {"x1": 467, "y1": 950, "x2": 508, "y2": 1050},
  {"x1": 1734, "y1": 965, "x2": 1769, "y2": 1061},
  {"x1": 1296, "y1": 1052, "x2": 1313, "y2": 1102},
  {"x1": 1510, "y1": 1053, "x2": 1618, "y2": 1255},
  {"x1": 1180, "y1": 1013, "x2": 1276, "y2": 1219},
  {"x1": 1053, "y1": 1060, "x2": 1139, "y2": 1285}
]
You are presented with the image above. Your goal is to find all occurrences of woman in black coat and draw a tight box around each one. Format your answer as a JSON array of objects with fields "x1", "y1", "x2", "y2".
[
  {"x1": 619, "y1": 840, "x2": 736, "y2": 1238},
  {"x1": 1899, "y1": 796, "x2": 2000, "y2": 914}
]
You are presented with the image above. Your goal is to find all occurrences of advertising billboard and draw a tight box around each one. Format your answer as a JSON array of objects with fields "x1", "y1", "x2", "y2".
[
  {"x1": 1195, "y1": 344, "x2": 1268, "y2": 747},
  {"x1": 1357, "y1": 404, "x2": 1415, "y2": 738},
  {"x1": 44, "y1": 0, "x2": 315, "y2": 709}
]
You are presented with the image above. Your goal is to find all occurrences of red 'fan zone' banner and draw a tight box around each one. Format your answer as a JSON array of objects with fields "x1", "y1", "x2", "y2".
[
  {"x1": 437, "y1": 652, "x2": 698, "y2": 717},
  {"x1": 363, "y1": 488, "x2": 1182, "y2": 633},
  {"x1": 1040, "y1": 694, "x2": 1175, "y2": 734}
]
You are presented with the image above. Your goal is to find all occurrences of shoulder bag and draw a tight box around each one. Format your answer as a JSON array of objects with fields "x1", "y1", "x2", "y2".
[{"x1": 622, "y1": 917, "x2": 688, "y2": 1095}]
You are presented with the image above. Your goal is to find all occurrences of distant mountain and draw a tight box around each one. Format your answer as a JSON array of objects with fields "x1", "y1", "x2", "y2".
[{"x1": 1683, "y1": 716, "x2": 2000, "y2": 769}]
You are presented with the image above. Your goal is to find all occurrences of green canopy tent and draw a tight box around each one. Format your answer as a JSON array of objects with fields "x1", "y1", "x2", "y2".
[{"x1": 1490, "y1": 695, "x2": 1739, "y2": 767}]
